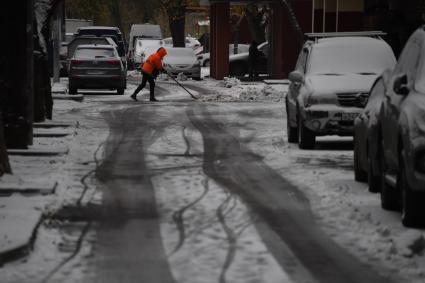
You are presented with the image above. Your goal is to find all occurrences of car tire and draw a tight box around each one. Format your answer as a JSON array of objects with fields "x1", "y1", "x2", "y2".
[
  {"x1": 368, "y1": 145, "x2": 381, "y2": 193},
  {"x1": 354, "y1": 142, "x2": 367, "y2": 182},
  {"x1": 380, "y1": 144, "x2": 399, "y2": 210},
  {"x1": 193, "y1": 77, "x2": 201, "y2": 81},
  {"x1": 400, "y1": 152, "x2": 425, "y2": 227},
  {"x1": 69, "y1": 86, "x2": 77, "y2": 95},
  {"x1": 298, "y1": 115, "x2": 315, "y2": 149},
  {"x1": 230, "y1": 63, "x2": 246, "y2": 77},
  {"x1": 286, "y1": 100, "x2": 298, "y2": 143},
  {"x1": 117, "y1": 87, "x2": 125, "y2": 95}
]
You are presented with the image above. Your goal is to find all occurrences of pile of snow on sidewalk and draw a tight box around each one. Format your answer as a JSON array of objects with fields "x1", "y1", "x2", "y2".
[{"x1": 199, "y1": 77, "x2": 285, "y2": 102}]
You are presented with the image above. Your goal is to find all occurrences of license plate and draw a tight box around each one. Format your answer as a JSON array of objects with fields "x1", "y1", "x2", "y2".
[
  {"x1": 341, "y1": 112, "x2": 359, "y2": 121},
  {"x1": 87, "y1": 71, "x2": 103, "y2": 75}
]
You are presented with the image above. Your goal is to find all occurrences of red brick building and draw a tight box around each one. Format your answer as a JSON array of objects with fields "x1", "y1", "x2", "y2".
[{"x1": 202, "y1": 0, "x2": 424, "y2": 79}]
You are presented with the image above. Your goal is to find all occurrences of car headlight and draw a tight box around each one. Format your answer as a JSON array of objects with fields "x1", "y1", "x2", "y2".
[{"x1": 356, "y1": 93, "x2": 369, "y2": 108}]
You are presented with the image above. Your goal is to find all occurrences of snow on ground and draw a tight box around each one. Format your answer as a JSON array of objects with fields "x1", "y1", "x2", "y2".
[
  {"x1": 215, "y1": 101, "x2": 425, "y2": 283},
  {"x1": 147, "y1": 122, "x2": 292, "y2": 283}
]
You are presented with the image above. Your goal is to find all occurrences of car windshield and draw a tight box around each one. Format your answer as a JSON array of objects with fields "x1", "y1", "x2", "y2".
[
  {"x1": 75, "y1": 48, "x2": 115, "y2": 59},
  {"x1": 308, "y1": 40, "x2": 395, "y2": 76},
  {"x1": 164, "y1": 48, "x2": 197, "y2": 65}
]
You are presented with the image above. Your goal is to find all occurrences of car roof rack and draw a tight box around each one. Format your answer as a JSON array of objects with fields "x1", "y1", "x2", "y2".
[{"x1": 305, "y1": 31, "x2": 386, "y2": 42}]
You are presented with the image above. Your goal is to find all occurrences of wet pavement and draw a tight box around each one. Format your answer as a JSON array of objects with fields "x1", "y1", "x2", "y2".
[{"x1": 2, "y1": 78, "x2": 414, "y2": 283}]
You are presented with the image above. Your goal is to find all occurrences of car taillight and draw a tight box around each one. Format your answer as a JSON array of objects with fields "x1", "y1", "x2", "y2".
[
  {"x1": 71, "y1": 59, "x2": 83, "y2": 65},
  {"x1": 107, "y1": 59, "x2": 121, "y2": 65}
]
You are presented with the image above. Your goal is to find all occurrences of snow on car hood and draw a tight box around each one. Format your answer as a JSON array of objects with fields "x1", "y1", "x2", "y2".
[{"x1": 307, "y1": 74, "x2": 378, "y2": 94}]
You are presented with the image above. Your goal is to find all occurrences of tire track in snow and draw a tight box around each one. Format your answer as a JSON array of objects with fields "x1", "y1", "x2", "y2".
[{"x1": 169, "y1": 175, "x2": 210, "y2": 257}]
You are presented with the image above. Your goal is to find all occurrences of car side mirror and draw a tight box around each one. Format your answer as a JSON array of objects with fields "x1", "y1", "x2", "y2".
[
  {"x1": 393, "y1": 74, "x2": 409, "y2": 96},
  {"x1": 289, "y1": 71, "x2": 304, "y2": 84}
]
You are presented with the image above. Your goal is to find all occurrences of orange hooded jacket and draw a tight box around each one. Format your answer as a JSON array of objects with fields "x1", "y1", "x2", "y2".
[{"x1": 142, "y1": 47, "x2": 167, "y2": 75}]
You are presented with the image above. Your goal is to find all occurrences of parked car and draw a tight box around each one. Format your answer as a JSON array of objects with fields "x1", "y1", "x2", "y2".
[
  {"x1": 133, "y1": 38, "x2": 164, "y2": 69},
  {"x1": 143, "y1": 47, "x2": 200, "y2": 80},
  {"x1": 74, "y1": 26, "x2": 127, "y2": 68},
  {"x1": 197, "y1": 44, "x2": 250, "y2": 67},
  {"x1": 127, "y1": 24, "x2": 162, "y2": 69},
  {"x1": 68, "y1": 44, "x2": 126, "y2": 95},
  {"x1": 228, "y1": 42, "x2": 268, "y2": 76},
  {"x1": 163, "y1": 36, "x2": 201, "y2": 50},
  {"x1": 372, "y1": 27, "x2": 425, "y2": 226},
  {"x1": 286, "y1": 33, "x2": 396, "y2": 149},
  {"x1": 353, "y1": 69, "x2": 392, "y2": 193}
]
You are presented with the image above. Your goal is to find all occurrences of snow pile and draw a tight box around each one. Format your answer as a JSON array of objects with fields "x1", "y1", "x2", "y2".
[
  {"x1": 177, "y1": 73, "x2": 188, "y2": 81},
  {"x1": 218, "y1": 77, "x2": 241, "y2": 88},
  {"x1": 127, "y1": 70, "x2": 142, "y2": 78},
  {"x1": 239, "y1": 85, "x2": 284, "y2": 102},
  {"x1": 199, "y1": 94, "x2": 240, "y2": 102},
  {"x1": 391, "y1": 230, "x2": 425, "y2": 258}
]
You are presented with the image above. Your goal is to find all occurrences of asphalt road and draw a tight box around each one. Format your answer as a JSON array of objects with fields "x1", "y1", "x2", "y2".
[{"x1": 78, "y1": 81, "x2": 395, "y2": 283}]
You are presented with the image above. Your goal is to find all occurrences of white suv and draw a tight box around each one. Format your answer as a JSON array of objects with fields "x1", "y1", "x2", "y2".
[{"x1": 286, "y1": 32, "x2": 396, "y2": 149}]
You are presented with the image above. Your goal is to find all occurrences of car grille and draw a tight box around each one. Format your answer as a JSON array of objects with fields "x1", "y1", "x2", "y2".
[{"x1": 337, "y1": 93, "x2": 358, "y2": 107}]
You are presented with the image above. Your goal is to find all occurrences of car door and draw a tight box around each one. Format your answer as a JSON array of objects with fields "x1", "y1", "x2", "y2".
[
  {"x1": 382, "y1": 36, "x2": 421, "y2": 170},
  {"x1": 287, "y1": 47, "x2": 309, "y2": 126}
]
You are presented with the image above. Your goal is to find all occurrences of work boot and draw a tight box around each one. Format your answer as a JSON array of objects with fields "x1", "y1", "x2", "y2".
[
  {"x1": 130, "y1": 93, "x2": 138, "y2": 101},
  {"x1": 150, "y1": 97, "x2": 158, "y2": 102}
]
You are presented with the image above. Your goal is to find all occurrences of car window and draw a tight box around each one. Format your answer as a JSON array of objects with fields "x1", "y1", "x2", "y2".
[
  {"x1": 296, "y1": 48, "x2": 309, "y2": 73},
  {"x1": 367, "y1": 78, "x2": 385, "y2": 109},
  {"x1": 75, "y1": 48, "x2": 115, "y2": 59}
]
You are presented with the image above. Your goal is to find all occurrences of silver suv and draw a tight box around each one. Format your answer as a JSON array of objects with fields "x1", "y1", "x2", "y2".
[{"x1": 286, "y1": 32, "x2": 396, "y2": 149}]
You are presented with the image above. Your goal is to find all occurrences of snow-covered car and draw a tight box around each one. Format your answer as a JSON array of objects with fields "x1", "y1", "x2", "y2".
[
  {"x1": 74, "y1": 26, "x2": 127, "y2": 70},
  {"x1": 127, "y1": 24, "x2": 162, "y2": 70},
  {"x1": 68, "y1": 44, "x2": 126, "y2": 95},
  {"x1": 228, "y1": 42, "x2": 268, "y2": 76},
  {"x1": 286, "y1": 34, "x2": 396, "y2": 149},
  {"x1": 162, "y1": 47, "x2": 201, "y2": 80},
  {"x1": 375, "y1": 28, "x2": 425, "y2": 226},
  {"x1": 163, "y1": 36, "x2": 201, "y2": 50},
  {"x1": 133, "y1": 38, "x2": 164, "y2": 69},
  {"x1": 353, "y1": 69, "x2": 392, "y2": 192},
  {"x1": 197, "y1": 44, "x2": 249, "y2": 67}
]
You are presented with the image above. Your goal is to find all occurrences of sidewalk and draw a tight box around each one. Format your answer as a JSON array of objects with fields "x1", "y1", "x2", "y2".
[{"x1": 0, "y1": 83, "x2": 108, "y2": 266}]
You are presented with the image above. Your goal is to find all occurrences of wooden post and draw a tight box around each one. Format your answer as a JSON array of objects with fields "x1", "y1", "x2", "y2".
[{"x1": 210, "y1": 1, "x2": 230, "y2": 80}]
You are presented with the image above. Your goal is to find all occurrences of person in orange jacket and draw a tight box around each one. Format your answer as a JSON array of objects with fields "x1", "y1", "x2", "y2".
[{"x1": 131, "y1": 47, "x2": 168, "y2": 102}]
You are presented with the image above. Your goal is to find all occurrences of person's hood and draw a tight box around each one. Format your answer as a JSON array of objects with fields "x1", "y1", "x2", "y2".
[
  {"x1": 157, "y1": 47, "x2": 167, "y2": 58},
  {"x1": 307, "y1": 73, "x2": 378, "y2": 95}
]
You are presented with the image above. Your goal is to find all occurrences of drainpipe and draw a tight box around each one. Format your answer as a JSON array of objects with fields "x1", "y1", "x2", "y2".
[
  {"x1": 323, "y1": 0, "x2": 326, "y2": 32},
  {"x1": 312, "y1": 0, "x2": 315, "y2": 32},
  {"x1": 336, "y1": 0, "x2": 339, "y2": 32}
]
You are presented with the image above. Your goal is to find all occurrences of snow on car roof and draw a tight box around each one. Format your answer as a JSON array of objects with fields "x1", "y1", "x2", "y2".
[
  {"x1": 76, "y1": 44, "x2": 115, "y2": 49},
  {"x1": 315, "y1": 36, "x2": 388, "y2": 47}
]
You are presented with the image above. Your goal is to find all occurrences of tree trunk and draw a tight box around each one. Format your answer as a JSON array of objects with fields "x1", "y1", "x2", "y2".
[
  {"x1": 167, "y1": 4, "x2": 186, "y2": 47},
  {"x1": 0, "y1": 114, "x2": 12, "y2": 176},
  {"x1": 281, "y1": 0, "x2": 304, "y2": 49},
  {"x1": 244, "y1": 5, "x2": 266, "y2": 44}
]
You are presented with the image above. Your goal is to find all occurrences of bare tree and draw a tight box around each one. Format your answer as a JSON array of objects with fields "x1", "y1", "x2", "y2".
[
  {"x1": 159, "y1": 0, "x2": 187, "y2": 47},
  {"x1": 281, "y1": 0, "x2": 304, "y2": 49}
]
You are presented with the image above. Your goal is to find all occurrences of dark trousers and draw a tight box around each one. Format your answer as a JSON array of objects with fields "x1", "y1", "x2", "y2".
[
  {"x1": 133, "y1": 72, "x2": 155, "y2": 98},
  {"x1": 249, "y1": 59, "x2": 258, "y2": 78}
]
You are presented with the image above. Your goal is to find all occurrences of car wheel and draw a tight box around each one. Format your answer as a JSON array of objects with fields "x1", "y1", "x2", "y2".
[
  {"x1": 117, "y1": 87, "x2": 125, "y2": 95},
  {"x1": 286, "y1": 103, "x2": 298, "y2": 143},
  {"x1": 354, "y1": 138, "x2": 367, "y2": 182},
  {"x1": 367, "y1": 144, "x2": 381, "y2": 193},
  {"x1": 230, "y1": 63, "x2": 246, "y2": 77},
  {"x1": 69, "y1": 86, "x2": 77, "y2": 95},
  {"x1": 379, "y1": 144, "x2": 399, "y2": 210},
  {"x1": 401, "y1": 153, "x2": 425, "y2": 227},
  {"x1": 298, "y1": 114, "x2": 315, "y2": 149}
]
